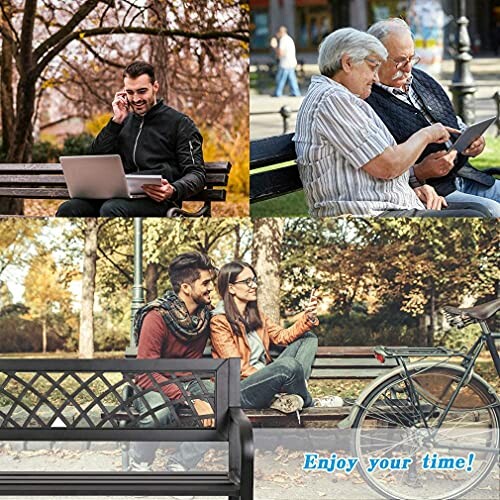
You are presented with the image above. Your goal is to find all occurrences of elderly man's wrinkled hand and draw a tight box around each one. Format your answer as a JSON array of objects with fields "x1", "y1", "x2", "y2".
[
  {"x1": 463, "y1": 136, "x2": 485, "y2": 157},
  {"x1": 414, "y1": 149, "x2": 457, "y2": 181},
  {"x1": 414, "y1": 185, "x2": 448, "y2": 210}
]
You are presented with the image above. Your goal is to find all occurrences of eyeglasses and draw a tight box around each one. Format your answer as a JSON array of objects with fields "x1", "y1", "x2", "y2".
[
  {"x1": 232, "y1": 276, "x2": 258, "y2": 288},
  {"x1": 390, "y1": 55, "x2": 421, "y2": 70}
]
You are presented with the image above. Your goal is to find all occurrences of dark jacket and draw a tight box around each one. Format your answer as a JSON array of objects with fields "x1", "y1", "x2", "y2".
[
  {"x1": 90, "y1": 100, "x2": 205, "y2": 201},
  {"x1": 366, "y1": 68, "x2": 494, "y2": 196}
]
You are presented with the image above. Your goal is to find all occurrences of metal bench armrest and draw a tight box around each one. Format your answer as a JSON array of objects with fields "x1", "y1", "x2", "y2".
[
  {"x1": 166, "y1": 202, "x2": 211, "y2": 218},
  {"x1": 228, "y1": 407, "x2": 254, "y2": 500}
]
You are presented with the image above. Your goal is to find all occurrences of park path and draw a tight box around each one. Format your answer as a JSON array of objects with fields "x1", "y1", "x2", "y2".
[{"x1": 250, "y1": 57, "x2": 500, "y2": 140}]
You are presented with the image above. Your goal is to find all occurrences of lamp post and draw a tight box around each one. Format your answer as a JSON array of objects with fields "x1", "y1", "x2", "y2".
[
  {"x1": 450, "y1": 0, "x2": 476, "y2": 124},
  {"x1": 126, "y1": 217, "x2": 145, "y2": 357}
]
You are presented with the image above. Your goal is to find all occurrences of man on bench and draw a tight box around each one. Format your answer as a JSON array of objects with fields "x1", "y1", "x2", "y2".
[
  {"x1": 56, "y1": 61, "x2": 205, "y2": 217},
  {"x1": 129, "y1": 251, "x2": 215, "y2": 474}
]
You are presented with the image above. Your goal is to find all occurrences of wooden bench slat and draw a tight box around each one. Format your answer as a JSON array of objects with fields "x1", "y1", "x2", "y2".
[
  {"x1": 0, "y1": 187, "x2": 70, "y2": 198},
  {"x1": 250, "y1": 133, "x2": 295, "y2": 170},
  {"x1": 0, "y1": 161, "x2": 230, "y2": 173},
  {"x1": 312, "y1": 357, "x2": 397, "y2": 368},
  {"x1": 0, "y1": 187, "x2": 226, "y2": 201},
  {"x1": 311, "y1": 368, "x2": 393, "y2": 379},
  {"x1": 250, "y1": 164, "x2": 302, "y2": 203},
  {"x1": 0, "y1": 174, "x2": 66, "y2": 184}
]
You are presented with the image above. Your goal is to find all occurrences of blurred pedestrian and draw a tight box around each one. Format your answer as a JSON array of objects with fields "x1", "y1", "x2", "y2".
[{"x1": 273, "y1": 26, "x2": 301, "y2": 97}]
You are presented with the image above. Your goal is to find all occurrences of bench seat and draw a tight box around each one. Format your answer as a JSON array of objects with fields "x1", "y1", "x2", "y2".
[
  {"x1": 0, "y1": 472, "x2": 240, "y2": 496},
  {"x1": 0, "y1": 161, "x2": 231, "y2": 217}
]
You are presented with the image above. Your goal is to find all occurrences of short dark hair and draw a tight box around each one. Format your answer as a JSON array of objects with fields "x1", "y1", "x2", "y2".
[
  {"x1": 169, "y1": 252, "x2": 214, "y2": 294},
  {"x1": 123, "y1": 61, "x2": 155, "y2": 83}
]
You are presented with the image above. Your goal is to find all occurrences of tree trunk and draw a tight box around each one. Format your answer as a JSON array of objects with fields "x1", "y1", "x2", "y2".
[
  {"x1": 0, "y1": 3, "x2": 15, "y2": 153},
  {"x1": 252, "y1": 218, "x2": 284, "y2": 323},
  {"x1": 426, "y1": 279, "x2": 436, "y2": 346},
  {"x1": 42, "y1": 317, "x2": 47, "y2": 353},
  {"x1": 79, "y1": 218, "x2": 98, "y2": 359},
  {"x1": 145, "y1": 262, "x2": 159, "y2": 302}
]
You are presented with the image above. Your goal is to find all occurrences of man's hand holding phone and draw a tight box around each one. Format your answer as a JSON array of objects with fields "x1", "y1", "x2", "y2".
[{"x1": 112, "y1": 90, "x2": 130, "y2": 124}]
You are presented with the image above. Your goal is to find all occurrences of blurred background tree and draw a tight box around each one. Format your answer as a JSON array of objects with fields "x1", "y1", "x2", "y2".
[
  {"x1": 0, "y1": 218, "x2": 496, "y2": 356},
  {"x1": 0, "y1": 0, "x2": 249, "y2": 215}
]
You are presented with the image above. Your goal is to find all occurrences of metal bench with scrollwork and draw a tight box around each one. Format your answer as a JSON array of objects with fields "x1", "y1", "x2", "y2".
[{"x1": 0, "y1": 358, "x2": 253, "y2": 499}]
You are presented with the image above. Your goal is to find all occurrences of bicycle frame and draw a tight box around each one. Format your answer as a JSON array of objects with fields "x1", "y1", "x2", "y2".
[{"x1": 396, "y1": 320, "x2": 500, "y2": 452}]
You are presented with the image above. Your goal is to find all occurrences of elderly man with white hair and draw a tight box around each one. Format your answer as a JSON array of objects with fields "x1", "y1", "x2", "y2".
[
  {"x1": 293, "y1": 27, "x2": 489, "y2": 217},
  {"x1": 366, "y1": 18, "x2": 500, "y2": 217}
]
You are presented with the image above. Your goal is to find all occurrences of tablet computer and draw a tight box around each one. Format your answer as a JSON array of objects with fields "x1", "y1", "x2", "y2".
[{"x1": 448, "y1": 116, "x2": 496, "y2": 153}]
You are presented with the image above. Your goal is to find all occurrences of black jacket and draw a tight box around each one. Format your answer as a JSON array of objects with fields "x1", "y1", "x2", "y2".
[
  {"x1": 90, "y1": 100, "x2": 205, "y2": 201},
  {"x1": 366, "y1": 68, "x2": 494, "y2": 196}
]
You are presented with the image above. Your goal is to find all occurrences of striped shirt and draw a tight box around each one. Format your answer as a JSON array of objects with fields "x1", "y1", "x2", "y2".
[{"x1": 294, "y1": 75, "x2": 424, "y2": 217}]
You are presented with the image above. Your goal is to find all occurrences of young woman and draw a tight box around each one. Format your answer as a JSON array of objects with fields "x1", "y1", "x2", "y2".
[{"x1": 210, "y1": 261, "x2": 319, "y2": 413}]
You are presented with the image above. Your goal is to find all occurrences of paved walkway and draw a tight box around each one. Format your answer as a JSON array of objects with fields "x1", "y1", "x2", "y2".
[
  {"x1": 250, "y1": 57, "x2": 500, "y2": 140},
  {"x1": 1, "y1": 428, "x2": 498, "y2": 499}
]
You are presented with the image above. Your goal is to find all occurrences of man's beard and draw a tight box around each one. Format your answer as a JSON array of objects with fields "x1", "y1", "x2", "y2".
[{"x1": 193, "y1": 291, "x2": 211, "y2": 306}]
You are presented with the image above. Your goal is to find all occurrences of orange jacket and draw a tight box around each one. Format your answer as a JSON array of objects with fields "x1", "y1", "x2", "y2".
[{"x1": 210, "y1": 306, "x2": 318, "y2": 379}]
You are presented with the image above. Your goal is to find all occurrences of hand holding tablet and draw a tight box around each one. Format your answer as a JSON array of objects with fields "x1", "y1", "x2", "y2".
[{"x1": 447, "y1": 116, "x2": 496, "y2": 153}]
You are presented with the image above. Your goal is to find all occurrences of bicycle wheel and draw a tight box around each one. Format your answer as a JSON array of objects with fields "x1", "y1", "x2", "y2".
[{"x1": 352, "y1": 364, "x2": 500, "y2": 500}]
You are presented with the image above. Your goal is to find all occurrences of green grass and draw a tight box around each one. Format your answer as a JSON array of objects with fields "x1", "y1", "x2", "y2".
[
  {"x1": 469, "y1": 135, "x2": 500, "y2": 170},
  {"x1": 250, "y1": 137, "x2": 500, "y2": 218}
]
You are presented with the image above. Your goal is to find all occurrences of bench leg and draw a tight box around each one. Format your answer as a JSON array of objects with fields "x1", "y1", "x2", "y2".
[{"x1": 121, "y1": 441, "x2": 130, "y2": 471}]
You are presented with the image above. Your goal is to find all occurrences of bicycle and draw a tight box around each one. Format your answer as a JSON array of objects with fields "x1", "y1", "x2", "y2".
[{"x1": 347, "y1": 298, "x2": 500, "y2": 500}]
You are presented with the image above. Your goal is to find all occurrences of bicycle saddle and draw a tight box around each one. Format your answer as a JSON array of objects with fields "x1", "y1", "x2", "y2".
[{"x1": 444, "y1": 298, "x2": 500, "y2": 320}]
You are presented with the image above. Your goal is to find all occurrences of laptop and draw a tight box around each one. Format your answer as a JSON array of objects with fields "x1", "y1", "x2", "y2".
[
  {"x1": 448, "y1": 116, "x2": 496, "y2": 153},
  {"x1": 60, "y1": 155, "x2": 162, "y2": 199}
]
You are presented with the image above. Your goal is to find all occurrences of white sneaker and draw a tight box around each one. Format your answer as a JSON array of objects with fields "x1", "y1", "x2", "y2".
[
  {"x1": 313, "y1": 396, "x2": 343, "y2": 407},
  {"x1": 270, "y1": 394, "x2": 304, "y2": 414},
  {"x1": 165, "y1": 461, "x2": 188, "y2": 473},
  {"x1": 128, "y1": 457, "x2": 153, "y2": 472}
]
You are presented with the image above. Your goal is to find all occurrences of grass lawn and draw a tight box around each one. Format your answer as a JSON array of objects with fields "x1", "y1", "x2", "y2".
[{"x1": 250, "y1": 136, "x2": 500, "y2": 218}]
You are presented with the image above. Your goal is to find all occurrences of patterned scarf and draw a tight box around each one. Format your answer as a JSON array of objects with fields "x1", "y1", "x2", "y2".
[{"x1": 133, "y1": 290, "x2": 210, "y2": 344}]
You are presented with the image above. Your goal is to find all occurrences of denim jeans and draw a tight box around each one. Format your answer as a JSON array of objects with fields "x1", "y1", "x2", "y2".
[
  {"x1": 445, "y1": 177, "x2": 500, "y2": 217},
  {"x1": 56, "y1": 197, "x2": 173, "y2": 217},
  {"x1": 274, "y1": 67, "x2": 301, "y2": 97},
  {"x1": 130, "y1": 379, "x2": 214, "y2": 468},
  {"x1": 240, "y1": 331, "x2": 318, "y2": 409}
]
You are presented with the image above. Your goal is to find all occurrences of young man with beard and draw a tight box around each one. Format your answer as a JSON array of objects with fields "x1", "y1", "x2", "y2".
[
  {"x1": 56, "y1": 61, "x2": 205, "y2": 217},
  {"x1": 129, "y1": 251, "x2": 215, "y2": 474},
  {"x1": 365, "y1": 18, "x2": 500, "y2": 217}
]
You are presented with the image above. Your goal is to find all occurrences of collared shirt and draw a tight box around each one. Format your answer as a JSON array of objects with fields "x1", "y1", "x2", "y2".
[
  {"x1": 377, "y1": 76, "x2": 468, "y2": 135},
  {"x1": 294, "y1": 75, "x2": 424, "y2": 217}
]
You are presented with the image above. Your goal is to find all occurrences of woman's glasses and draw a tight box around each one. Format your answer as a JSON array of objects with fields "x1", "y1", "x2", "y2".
[{"x1": 232, "y1": 276, "x2": 258, "y2": 287}]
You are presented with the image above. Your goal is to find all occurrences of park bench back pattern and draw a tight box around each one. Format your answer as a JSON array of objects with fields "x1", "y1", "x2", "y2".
[
  {"x1": 0, "y1": 161, "x2": 231, "y2": 217},
  {"x1": 0, "y1": 357, "x2": 253, "y2": 498}
]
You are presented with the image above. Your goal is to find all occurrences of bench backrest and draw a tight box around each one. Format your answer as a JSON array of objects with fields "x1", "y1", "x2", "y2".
[
  {"x1": 250, "y1": 133, "x2": 302, "y2": 202},
  {"x1": 0, "y1": 358, "x2": 240, "y2": 442},
  {"x1": 0, "y1": 162, "x2": 231, "y2": 204},
  {"x1": 125, "y1": 345, "x2": 397, "y2": 380}
]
